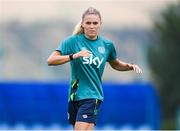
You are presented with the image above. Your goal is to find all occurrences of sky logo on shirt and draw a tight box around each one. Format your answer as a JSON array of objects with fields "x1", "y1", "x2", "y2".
[{"x1": 82, "y1": 54, "x2": 104, "y2": 68}]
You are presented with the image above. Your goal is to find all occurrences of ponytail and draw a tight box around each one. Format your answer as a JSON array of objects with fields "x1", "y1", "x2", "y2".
[{"x1": 72, "y1": 20, "x2": 83, "y2": 35}]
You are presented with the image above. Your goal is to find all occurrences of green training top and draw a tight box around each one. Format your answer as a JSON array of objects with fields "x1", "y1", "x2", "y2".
[{"x1": 56, "y1": 33, "x2": 117, "y2": 101}]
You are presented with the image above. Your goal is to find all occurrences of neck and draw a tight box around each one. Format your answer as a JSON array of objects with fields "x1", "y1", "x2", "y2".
[{"x1": 84, "y1": 34, "x2": 97, "y2": 40}]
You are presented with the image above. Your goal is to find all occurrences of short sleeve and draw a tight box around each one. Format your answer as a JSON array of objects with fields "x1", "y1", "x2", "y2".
[
  {"x1": 107, "y1": 43, "x2": 117, "y2": 62},
  {"x1": 56, "y1": 38, "x2": 72, "y2": 55}
]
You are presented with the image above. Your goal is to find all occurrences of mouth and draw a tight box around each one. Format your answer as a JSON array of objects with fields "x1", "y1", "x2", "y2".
[{"x1": 89, "y1": 30, "x2": 96, "y2": 33}]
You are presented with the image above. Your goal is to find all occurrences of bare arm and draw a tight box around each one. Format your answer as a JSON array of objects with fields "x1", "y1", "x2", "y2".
[
  {"x1": 109, "y1": 58, "x2": 142, "y2": 73},
  {"x1": 47, "y1": 50, "x2": 91, "y2": 66}
]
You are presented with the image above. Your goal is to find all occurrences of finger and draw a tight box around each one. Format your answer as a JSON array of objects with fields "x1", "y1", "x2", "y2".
[
  {"x1": 136, "y1": 66, "x2": 140, "y2": 73},
  {"x1": 133, "y1": 65, "x2": 137, "y2": 73},
  {"x1": 132, "y1": 65, "x2": 136, "y2": 71},
  {"x1": 138, "y1": 69, "x2": 141, "y2": 73},
  {"x1": 136, "y1": 67, "x2": 139, "y2": 73},
  {"x1": 138, "y1": 66, "x2": 143, "y2": 73},
  {"x1": 137, "y1": 67, "x2": 142, "y2": 74},
  {"x1": 136, "y1": 67, "x2": 141, "y2": 74},
  {"x1": 139, "y1": 68, "x2": 143, "y2": 73},
  {"x1": 84, "y1": 54, "x2": 90, "y2": 57},
  {"x1": 134, "y1": 65, "x2": 141, "y2": 74}
]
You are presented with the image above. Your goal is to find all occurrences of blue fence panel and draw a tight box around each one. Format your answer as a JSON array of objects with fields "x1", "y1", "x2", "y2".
[
  {"x1": 98, "y1": 83, "x2": 160, "y2": 129},
  {"x1": 0, "y1": 82, "x2": 160, "y2": 129}
]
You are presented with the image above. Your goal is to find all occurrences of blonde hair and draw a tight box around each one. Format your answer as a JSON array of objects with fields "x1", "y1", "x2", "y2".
[
  {"x1": 72, "y1": 7, "x2": 101, "y2": 35},
  {"x1": 72, "y1": 20, "x2": 83, "y2": 35}
]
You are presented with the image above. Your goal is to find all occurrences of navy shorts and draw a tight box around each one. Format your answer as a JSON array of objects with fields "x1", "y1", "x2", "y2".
[{"x1": 68, "y1": 99, "x2": 102, "y2": 125}]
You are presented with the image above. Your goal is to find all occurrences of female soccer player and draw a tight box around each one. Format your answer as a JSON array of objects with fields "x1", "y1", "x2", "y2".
[{"x1": 47, "y1": 7, "x2": 142, "y2": 130}]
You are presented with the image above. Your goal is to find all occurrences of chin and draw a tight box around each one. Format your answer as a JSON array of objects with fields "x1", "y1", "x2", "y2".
[{"x1": 88, "y1": 34, "x2": 97, "y2": 38}]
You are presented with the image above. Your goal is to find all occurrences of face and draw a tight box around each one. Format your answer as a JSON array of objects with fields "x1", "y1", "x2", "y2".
[{"x1": 82, "y1": 14, "x2": 101, "y2": 40}]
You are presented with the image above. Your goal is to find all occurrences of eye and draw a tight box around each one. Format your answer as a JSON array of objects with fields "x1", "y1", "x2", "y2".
[
  {"x1": 93, "y1": 22, "x2": 98, "y2": 25},
  {"x1": 85, "y1": 22, "x2": 91, "y2": 25}
]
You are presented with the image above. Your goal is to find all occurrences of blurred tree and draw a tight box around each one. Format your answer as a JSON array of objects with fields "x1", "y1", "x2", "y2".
[{"x1": 148, "y1": 2, "x2": 180, "y2": 128}]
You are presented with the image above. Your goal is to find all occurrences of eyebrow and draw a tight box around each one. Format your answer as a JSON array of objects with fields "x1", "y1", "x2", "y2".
[{"x1": 85, "y1": 21, "x2": 99, "y2": 24}]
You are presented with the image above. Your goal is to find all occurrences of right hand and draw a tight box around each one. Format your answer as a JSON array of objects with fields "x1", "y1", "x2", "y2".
[{"x1": 73, "y1": 50, "x2": 91, "y2": 59}]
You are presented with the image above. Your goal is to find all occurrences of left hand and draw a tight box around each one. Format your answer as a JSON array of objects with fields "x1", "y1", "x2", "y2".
[{"x1": 129, "y1": 64, "x2": 143, "y2": 74}]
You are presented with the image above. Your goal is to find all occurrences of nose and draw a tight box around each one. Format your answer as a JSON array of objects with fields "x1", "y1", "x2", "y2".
[{"x1": 90, "y1": 23, "x2": 94, "y2": 28}]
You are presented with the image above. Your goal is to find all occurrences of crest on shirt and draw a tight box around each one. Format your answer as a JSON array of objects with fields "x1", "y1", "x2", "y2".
[{"x1": 98, "y1": 46, "x2": 105, "y2": 54}]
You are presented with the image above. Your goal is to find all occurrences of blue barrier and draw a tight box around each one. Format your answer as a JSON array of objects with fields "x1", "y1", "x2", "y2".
[{"x1": 0, "y1": 82, "x2": 160, "y2": 129}]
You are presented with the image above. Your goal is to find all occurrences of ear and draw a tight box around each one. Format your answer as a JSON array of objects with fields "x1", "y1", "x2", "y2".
[
  {"x1": 81, "y1": 21, "x2": 84, "y2": 28},
  {"x1": 78, "y1": 19, "x2": 83, "y2": 28},
  {"x1": 81, "y1": 24, "x2": 84, "y2": 28}
]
